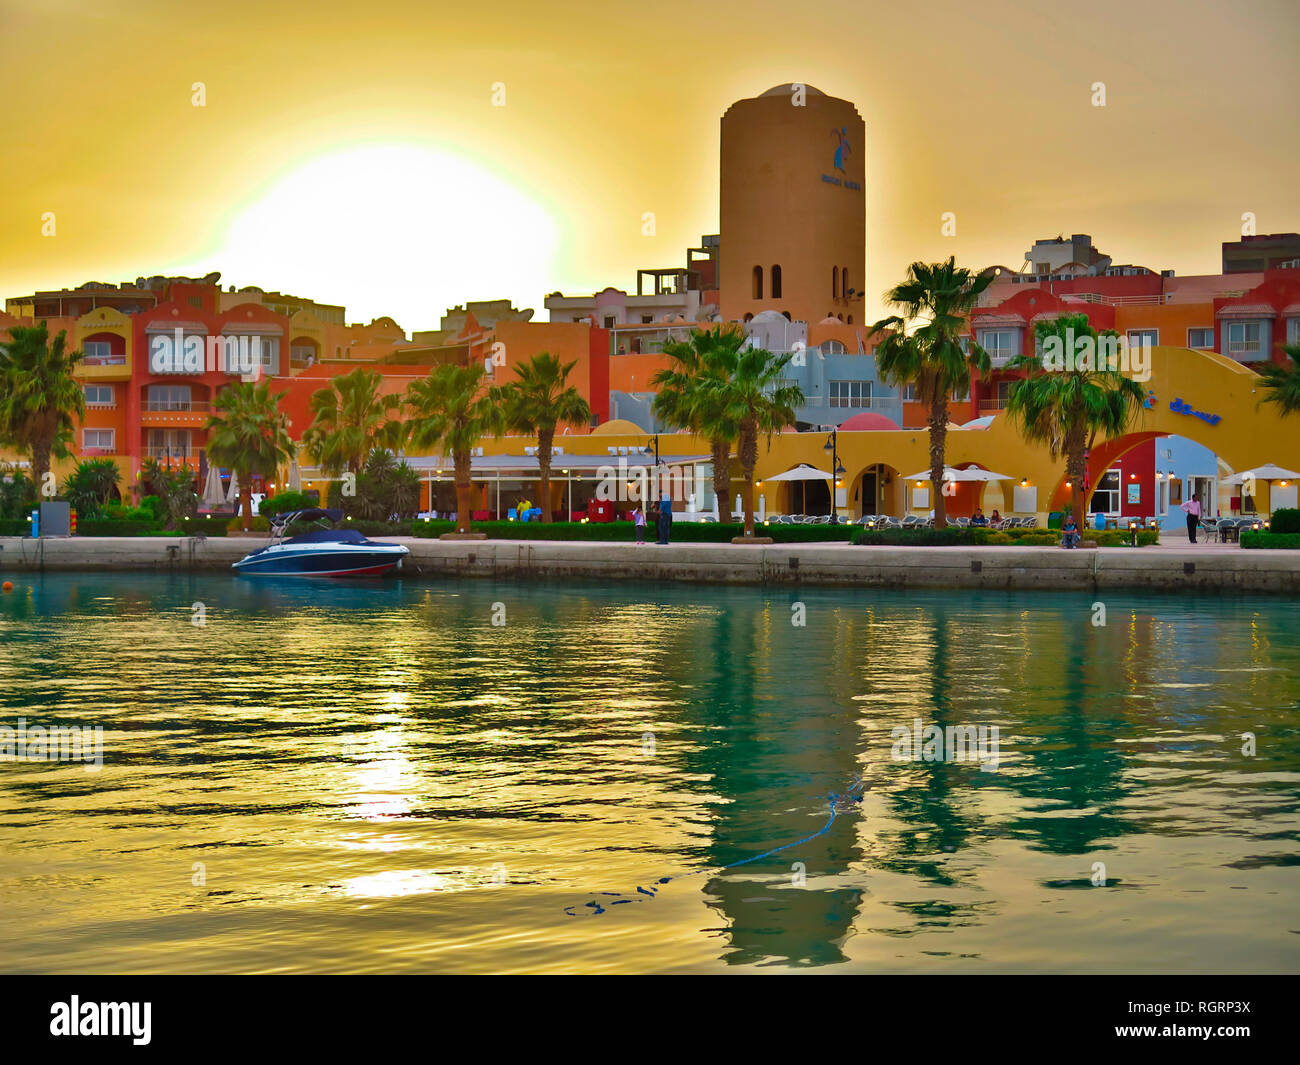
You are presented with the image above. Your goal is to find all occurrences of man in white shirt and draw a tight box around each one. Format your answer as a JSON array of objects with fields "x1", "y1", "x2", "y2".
[{"x1": 1180, "y1": 495, "x2": 1202, "y2": 544}]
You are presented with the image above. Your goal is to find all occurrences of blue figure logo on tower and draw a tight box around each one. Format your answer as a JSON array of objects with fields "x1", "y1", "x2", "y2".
[{"x1": 833, "y1": 126, "x2": 850, "y2": 173}]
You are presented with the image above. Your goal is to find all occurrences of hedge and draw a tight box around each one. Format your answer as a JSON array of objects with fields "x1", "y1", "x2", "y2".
[
  {"x1": 408, "y1": 519, "x2": 854, "y2": 542},
  {"x1": 177, "y1": 516, "x2": 230, "y2": 537},
  {"x1": 0, "y1": 518, "x2": 30, "y2": 536},
  {"x1": 76, "y1": 519, "x2": 161, "y2": 537},
  {"x1": 1240, "y1": 531, "x2": 1300, "y2": 549},
  {"x1": 853, "y1": 526, "x2": 1160, "y2": 547},
  {"x1": 1270, "y1": 508, "x2": 1300, "y2": 535}
]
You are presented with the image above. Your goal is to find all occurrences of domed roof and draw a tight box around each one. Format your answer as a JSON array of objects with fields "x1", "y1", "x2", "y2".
[
  {"x1": 760, "y1": 83, "x2": 825, "y2": 97},
  {"x1": 837, "y1": 412, "x2": 901, "y2": 431},
  {"x1": 590, "y1": 418, "x2": 646, "y2": 436},
  {"x1": 751, "y1": 309, "x2": 788, "y2": 323},
  {"x1": 818, "y1": 315, "x2": 843, "y2": 326}
]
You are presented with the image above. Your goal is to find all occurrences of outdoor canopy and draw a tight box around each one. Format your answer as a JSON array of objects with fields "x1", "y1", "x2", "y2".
[
  {"x1": 903, "y1": 466, "x2": 1015, "y2": 483},
  {"x1": 761, "y1": 463, "x2": 833, "y2": 482},
  {"x1": 1223, "y1": 464, "x2": 1300, "y2": 484}
]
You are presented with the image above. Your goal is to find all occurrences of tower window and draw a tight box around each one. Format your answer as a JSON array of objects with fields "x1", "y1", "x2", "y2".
[
  {"x1": 842, "y1": 268, "x2": 850, "y2": 297},
  {"x1": 832, "y1": 266, "x2": 839, "y2": 300},
  {"x1": 771, "y1": 265, "x2": 782, "y2": 299},
  {"x1": 752, "y1": 265, "x2": 763, "y2": 300}
]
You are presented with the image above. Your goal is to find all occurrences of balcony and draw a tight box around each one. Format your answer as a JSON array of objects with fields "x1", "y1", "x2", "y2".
[
  {"x1": 141, "y1": 401, "x2": 211, "y2": 429},
  {"x1": 144, "y1": 447, "x2": 201, "y2": 464},
  {"x1": 979, "y1": 399, "x2": 1010, "y2": 413}
]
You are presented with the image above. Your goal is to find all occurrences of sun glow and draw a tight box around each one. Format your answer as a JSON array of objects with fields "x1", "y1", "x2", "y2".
[{"x1": 215, "y1": 143, "x2": 558, "y2": 327}]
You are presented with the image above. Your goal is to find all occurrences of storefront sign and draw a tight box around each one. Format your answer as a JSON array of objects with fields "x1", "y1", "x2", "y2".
[{"x1": 1169, "y1": 397, "x2": 1221, "y2": 426}]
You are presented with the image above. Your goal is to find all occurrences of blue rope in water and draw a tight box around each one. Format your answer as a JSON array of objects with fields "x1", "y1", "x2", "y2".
[{"x1": 564, "y1": 773, "x2": 867, "y2": 916}]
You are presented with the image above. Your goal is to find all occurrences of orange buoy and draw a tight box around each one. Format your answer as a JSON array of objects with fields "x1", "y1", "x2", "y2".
[{"x1": 2, "y1": 581, "x2": 12, "y2": 592}]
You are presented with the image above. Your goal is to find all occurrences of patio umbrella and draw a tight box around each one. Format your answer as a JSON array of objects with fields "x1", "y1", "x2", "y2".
[
  {"x1": 960, "y1": 415, "x2": 996, "y2": 430},
  {"x1": 287, "y1": 457, "x2": 302, "y2": 492},
  {"x1": 201, "y1": 463, "x2": 225, "y2": 507},
  {"x1": 225, "y1": 470, "x2": 241, "y2": 504},
  {"x1": 762, "y1": 463, "x2": 833, "y2": 482},
  {"x1": 952, "y1": 467, "x2": 1015, "y2": 482},
  {"x1": 1224, "y1": 464, "x2": 1300, "y2": 484},
  {"x1": 903, "y1": 466, "x2": 961, "y2": 482}
]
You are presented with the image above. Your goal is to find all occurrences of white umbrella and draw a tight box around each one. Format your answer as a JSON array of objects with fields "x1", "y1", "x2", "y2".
[
  {"x1": 288, "y1": 457, "x2": 302, "y2": 492},
  {"x1": 904, "y1": 466, "x2": 961, "y2": 482},
  {"x1": 225, "y1": 470, "x2": 241, "y2": 504},
  {"x1": 1224, "y1": 464, "x2": 1300, "y2": 484},
  {"x1": 954, "y1": 467, "x2": 1016, "y2": 482},
  {"x1": 759, "y1": 494, "x2": 766, "y2": 522},
  {"x1": 763, "y1": 463, "x2": 833, "y2": 482},
  {"x1": 735, "y1": 493, "x2": 743, "y2": 519},
  {"x1": 201, "y1": 463, "x2": 225, "y2": 507}
]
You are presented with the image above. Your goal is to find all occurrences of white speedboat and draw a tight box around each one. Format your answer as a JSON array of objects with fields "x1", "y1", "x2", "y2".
[{"x1": 232, "y1": 508, "x2": 409, "y2": 577}]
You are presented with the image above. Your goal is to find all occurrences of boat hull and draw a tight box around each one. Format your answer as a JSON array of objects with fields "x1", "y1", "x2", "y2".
[{"x1": 233, "y1": 543, "x2": 409, "y2": 577}]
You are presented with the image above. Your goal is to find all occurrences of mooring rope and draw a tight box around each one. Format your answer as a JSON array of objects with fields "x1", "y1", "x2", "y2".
[{"x1": 563, "y1": 772, "x2": 867, "y2": 916}]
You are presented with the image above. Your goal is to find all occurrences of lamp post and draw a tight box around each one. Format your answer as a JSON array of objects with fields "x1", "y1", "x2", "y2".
[{"x1": 823, "y1": 428, "x2": 847, "y2": 524}]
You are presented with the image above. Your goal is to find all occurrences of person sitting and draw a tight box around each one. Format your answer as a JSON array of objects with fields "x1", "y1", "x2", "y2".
[
  {"x1": 1061, "y1": 514, "x2": 1081, "y2": 548},
  {"x1": 989, "y1": 509, "x2": 1003, "y2": 529},
  {"x1": 970, "y1": 507, "x2": 988, "y2": 527}
]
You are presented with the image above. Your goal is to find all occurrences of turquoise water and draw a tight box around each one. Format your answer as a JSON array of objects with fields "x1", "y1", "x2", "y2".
[{"x1": 0, "y1": 573, "x2": 1297, "y2": 973}]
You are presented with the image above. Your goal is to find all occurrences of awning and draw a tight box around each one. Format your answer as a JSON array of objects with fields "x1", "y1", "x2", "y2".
[{"x1": 762, "y1": 463, "x2": 833, "y2": 482}]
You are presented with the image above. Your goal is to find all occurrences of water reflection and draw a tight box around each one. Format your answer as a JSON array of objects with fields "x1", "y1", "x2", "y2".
[{"x1": 0, "y1": 574, "x2": 1296, "y2": 974}]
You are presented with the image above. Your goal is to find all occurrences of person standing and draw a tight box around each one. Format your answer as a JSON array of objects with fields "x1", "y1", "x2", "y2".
[
  {"x1": 633, "y1": 505, "x2": 646, "y2": 544},
  {"x1": 1180, "y1": 494, "x2": 1202, "y2": 543},
  {"x1": 657, "y1": 494, "x2": 673, "y2": 545}
]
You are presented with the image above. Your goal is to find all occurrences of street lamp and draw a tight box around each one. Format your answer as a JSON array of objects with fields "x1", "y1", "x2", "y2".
[{"x1": 823, "y1": 428, "x2": 847, "y2": 524}]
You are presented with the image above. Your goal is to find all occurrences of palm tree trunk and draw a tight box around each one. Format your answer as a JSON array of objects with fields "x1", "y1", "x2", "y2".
[
  {"x1": 928, "y1": 394, "x2": 950, "y2": 529},
  {"x1": 538, "y1": 427, "x2": 554, "y2": 523},
  {"x1": 710, "y1": 438, "x2": 730, "y2": 514},
  {"x1": 739, "y1": 421, "x2": 758, "y2": 537},
  {"x1": 1066, "y1": 422, "x2": 1089, "y2": 532},
  {"x1": 454, "y1": 450, "x2": 473, "y2": 533}
]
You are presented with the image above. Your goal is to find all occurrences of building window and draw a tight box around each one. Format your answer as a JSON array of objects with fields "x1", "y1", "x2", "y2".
[
  {"x1": 771, "y1": 264, "x2": 782, "y2": 299},
  {"x1": 842, "y1": 267, "x2": 849, "y2": 296},
  {"x1": 147, "y1": 384, "x2": 192, "y2": 411},
  {"x1": 902, "y1": 383, "x2": 917, "y2": 402},
  {"x1": 951, "y1": 385, "x2": 970, "y2": 402},
  {"x1": 82, "y1": 340, "x2": 117, "y2": 364},
  {"x1": 752, "y1": 266, "x2": 763, "y2": 300},
  {"x1": 147, "y1": 429, "x2": 192, "y2": 458},
  {"x1": 641, "y1": 314, "x2": 653, "y2": 324},
  {"x1": 602, "y1": 315, "x2": 616, "y2": 329},
  {"x1": 1187, "y1": 327, "x2": 1214, "y2": 349},
  {"x1": 829, "y1": 380, "x2": 871, "y2": 408},
  {"x1": 996, "y1": 380, "x2": 1013, "y2": 408},
  {"x1": 1225, "y1": 321, "x2": 1262, "y2": 355},
  {"x1": 83, "y1": 429, "x2": 115, "y2": 451},
  {"x1": 1287, "y1": 318, "x2": 1299, "y2": 345},
  {"x1": 83, "y1": 384, "x2": 114, "y2": 406},
  {"x1": 977, "y1": 329, "x2": 1019, "y2": 362},
  {"x1": 1127, "y1": 328, "x2": 1158, "y2": 346},
  {"x1": 823, "y1": 339, "x2": 847, "y2": 355},
  {"x1": 831, "y1": 266, "x2": 839, "y2": 299},
  {"x1": 1090, "y1": 469, "x2": 1120, "y2": 515},
  {"x1": 958, "y1": 336, "x2": 971, "y2": 354}
]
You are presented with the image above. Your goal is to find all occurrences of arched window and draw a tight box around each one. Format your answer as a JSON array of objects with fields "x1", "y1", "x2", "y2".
[
  {"x1": 743, "y1": 312, "x2": 754, "y2": 322},
  {"x1": 752, "y1": 265, "x2": 763, "y2": 300},
  {"x1": 832, "y1": 266, "x2": 839, "y2": 299},
  {"x1": 847, "y1": 315, "x2": 854, "y2": 325},
  {"x1": 771, "y1": 264, "x2": 783, "y2": 299},
  {"x1": 842, "y1": 267, "x2": 850, "y2": 296}
]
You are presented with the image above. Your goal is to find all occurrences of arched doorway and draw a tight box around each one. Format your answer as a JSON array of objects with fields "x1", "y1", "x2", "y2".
[{"x1": 856, "y1": 462, "x2": 902, "y2": 517}]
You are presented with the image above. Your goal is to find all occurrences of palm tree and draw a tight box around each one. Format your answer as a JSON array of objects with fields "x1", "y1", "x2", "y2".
[
  {"x1": 61, "y1": 457, "x2": 121, "y2": 518},
  {"x1": 205, "y1": 381, "x2": 295, "y2": 531},
  {"x1": 0, "y1": 322, "x2": 86, "y2": 491},
  {"x1": 868, "y1": 257, "x2": 995, "y2": 528},
  {"x1": 653, "y1": 325, "x2": 744, "y2": 512},
  {"x1": 405, "y1": 363, "x2": 503, "y2": 534},
  {"x1": 695, "y1": 345, "x2": 804, "y2": 538},
  {"x1": 1004, "y1": 313, "x2": 1147, "y2": 531},
  {"x1": 302, "y1": 367, "x2": 405, "y2": 481},
  {"x1": 498, "y1": 351, "x2": 591, "y2": 522},
  {"x1": 1258, "y1": 344, "x2": 1300, "y2": 417}
]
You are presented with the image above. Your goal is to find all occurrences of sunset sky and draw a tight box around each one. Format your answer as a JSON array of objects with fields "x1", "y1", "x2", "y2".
[{"x1": 2, "y1": 0, "x2": 1296, "y2": 330}]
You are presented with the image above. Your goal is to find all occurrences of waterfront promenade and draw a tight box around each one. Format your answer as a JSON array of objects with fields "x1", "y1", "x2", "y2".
[{"x1": 3, "y1": 535, "x2": 1298, "y2": 593}]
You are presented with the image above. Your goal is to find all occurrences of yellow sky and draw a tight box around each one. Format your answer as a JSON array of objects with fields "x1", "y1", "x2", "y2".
[{"x1": 1, "y1": 0, "x2": 1296, "y2": 329}]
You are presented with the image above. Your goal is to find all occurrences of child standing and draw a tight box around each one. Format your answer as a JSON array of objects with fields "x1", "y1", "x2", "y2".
[{"x1": 633, "y1": 505, "x2": 646, "y2": 544}]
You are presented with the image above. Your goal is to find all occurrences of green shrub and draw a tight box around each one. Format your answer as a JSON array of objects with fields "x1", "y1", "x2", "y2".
[
  {"x1": 1270, "y1": 508, "x2": 1300, "y2": 535},
  {"x1": 177, "y1": 516, "x2": 230, "y2": 537},
  {"x1": 227, "y1": 516, "x2": 270, "y2": 533},
  {"x1": 406, "y1": 519, "x2": 854, "y2": 542},
  {"x1": 0, "y1": 517, "x2": 31, "y2": 536},
  {"x1": 1240, "y1": 531, "x2": 1300, "y2": 549},
  {"x1": 853, "y1": 527, "x2": 989, "y2": 546},
  {"x1": 77, "y1": 518, "x2": 161, "y2": 536},
  {"x1": 259, "y1": 490, "x2": 319, "y2": 517}
]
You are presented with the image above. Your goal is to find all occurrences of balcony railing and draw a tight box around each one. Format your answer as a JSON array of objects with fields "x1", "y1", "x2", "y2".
[
  {"x1": 145, "y1": 400, "x2": 211, "y2": 412},
  {"x1": 980, "y1": 399, "x2": 1010, "y2": 413},
  {"x1": 144, "y1": 446, "x2": 198, "y2": 461}
]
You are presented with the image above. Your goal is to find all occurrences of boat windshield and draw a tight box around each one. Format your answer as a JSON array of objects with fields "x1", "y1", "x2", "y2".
[{"x1": 283, "y1": 528, "x2": 370, "y2": 546}]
